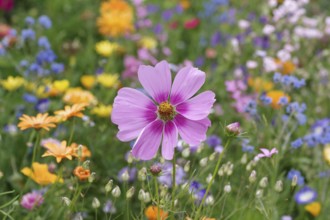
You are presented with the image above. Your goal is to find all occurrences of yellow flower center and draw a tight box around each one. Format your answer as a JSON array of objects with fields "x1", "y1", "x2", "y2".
[{"x1": 158, "y1": 102, "x2": 176, "y2": 122}]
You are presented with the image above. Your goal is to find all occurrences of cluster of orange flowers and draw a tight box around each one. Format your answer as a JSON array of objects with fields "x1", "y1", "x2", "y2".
[{"x1": 97, "y1": 0, "x2": 134, "y2": 37}]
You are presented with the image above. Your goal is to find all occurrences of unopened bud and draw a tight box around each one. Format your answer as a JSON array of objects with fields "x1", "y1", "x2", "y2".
[
  {"x1": 249, "y1": 170, "x2": 257, "y2": 183},
  {"x1": 206, "y1": 174, "x2": 213, "y2": 184},
  {"x1": 256, "y1": 189, "x2": 263, "y2": 198},
  {"x1": 121, "y1": 170, "x2": 130, "y2": 182},
  {"x1": 182, "y1": 148, "x2": 190, "y2": 158},
  {"x1": 105, "y1": 179, "x2": 113, "y2": 193},
  {"x1": 92, "y1": 197, "x2": 100, "y2": 209},
  {"x1": 199, "y1": 157, "x2": 208, "y2": 167},
  {"x1": 209, "y1": 152, "x2": 217, "y2": 161},
  {"x1": 224, "y1": 184, "x2": 232, "y2": 193},
  {"x1": 160, "y1": 185, "x2": 168, "y2": 197},
  {"x1": 291, "y1": 175, "x2": 298, "y2": 187},
  {"x1": 126, "y1": 187, "x2": 135, "y2": 199},
  {"x1": 275, "y1": 180, "x2": 283, "y2": 192},
  {"x1": 184, "y1": 161, "x2": 190, "y2": 172},
  {"x1": 150, "y1": 164, "x2": 162, "y2": 176},
  {"x1": 218, "y1": 166, "x2": 225, "y2": 176},
  {"x1": 82, "y1": 160, "x2": 90, "y2": 170},
  {"x1": 126, "y1": 152, "x2": 134, "y2": 164},
  {"x1": 138, "y1": 167, "x2": 147, "y2": 181},
  {"x1": 259, "y1": 177, "x2": 268, "y2": 188},
  {"x1": 88, "y1": 172, "x2": 96, "y2": 183},
  {"x1": 62, "y1": 197, "x2": 71, "y2": 206},
  {"x1": 241, "y1": 153, "x2": 248, "y2": 164},
  {"x1": 225, "y1": 163, "x2": 234, "y2": 176},
  {"x1": 205, "y1": 195, "x2": 214, "y2": 205},
  {"x1": 138, "y1": 189, "x2": 145, "y2": 201},
  {"x1": 112, "y1": 186, "x2": 121, "y2": 198},
  {"x1": 77, "y1": 145, "x2": 83, "y2": 158},
  {"x1": 226, "y1": 122, "x2": 241, "y2": 136},
  {"x1": 143, "y1": 192, "x2": 151, "y2": 203}
]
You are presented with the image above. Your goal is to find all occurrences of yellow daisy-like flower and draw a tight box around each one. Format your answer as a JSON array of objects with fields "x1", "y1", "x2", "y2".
[
  {"x1": 91, "y1": 104, "x2": 112, "y2": 118},
  {"x1": 42, "y1": 140, "x2": 74, "y2": 163},
  {"x1": 63, "y1": 88, "x2": 97, "y2": 106},
  {"x1": 54, "y1": 103, "x2": 87, "y2": 121},
  {"x1": 323, "y1": 144, "x2": 330, "y2": 164},
  {"x1": 18, "y1": 113, "x2": 58, "y2": 131},
  {"x1": 21, "y1": 162, "x2": 63, "y2": 185},
  {"x1": 80, "y1": 75, "x2": 96, "y2": 89},
  {"x1": 1, "y1": 76, "x2": 25, "y2": 91},
  {"x1": 274, "y1": 59, "x2": 296, "y2": 75},
  {"x1": 305, "y1": 202, "x2": 321, "y2": 217},
  {"x1": 95, "y1": 41, "x2": 120, "y2": 57},
  {"x1": 47, "y1": 79, "x2": 70, "y2": 96},
  {"x1": 97, "y1": 73, "x2": 119, "y2": 88},
  {"x1": 248, "y1": 77, "x2": 274, "y2": 92},
  {"x1": 139, "y1": 37, "x2": 157, "y2": 50},
  {"x1": 97, "y1": 0, "x2": 134, "y2": 37},
  {"x1": 145, "y1": 206, "x2": 168, "y2": 220},
  {"x1": 266, "y1": 90, "x2": 290, "y2": 109}
]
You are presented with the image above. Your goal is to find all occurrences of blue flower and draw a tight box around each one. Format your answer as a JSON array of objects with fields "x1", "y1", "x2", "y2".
[
  {"x1": 21, "y1": 29, "x2": 35, "y2": 41},
  {"x1": 287, "y1": 169, "x2": 304, "y2": 186},
  {"x1": 38, "y1": 15, "x2": 52, "y2": 29},
  {"x1": 38, "y1": 36, "x2": 51, "y2": 49},
  {"x1": 25, "y1": 16, "x2": 35, "y2": 26},
  {"x1": 206, "y1": 135, "x2": 221, "y2": 148},
  {"x1": 51, "y1": 63, "x2": 64, "y2": 74},
  {"x1": 291, "y1": 138, "x2": 303, "y2": 149},
  {"x1": 35, "y1": 99, "x2": 50, "y2": 113},
  {"x1": 23, "y1": 93, "x2": 38, "y2": 103},
  {"x1": 294, "y1": 186, "x2": 317, "y2": 204},
  {"x1": 273, "y1": 72, "x2": 282, "y2": 83}
]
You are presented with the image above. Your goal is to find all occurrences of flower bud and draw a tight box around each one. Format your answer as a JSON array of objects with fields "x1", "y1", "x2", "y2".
[
  {"x1": 225, "y1": 163, "x2": 234, "y2": 176},
  {"x1": 291, "y1": 175, "x2": 298, "y2": 187},
  {"x1": 199, "y1": 157, "x2": 208, "y2": 167},
  {"x1": 143, "y1": 192, "x2": 151, "y2": 203},
  {"x1": 138, "y1": 189, "x2": 145, "y2": 201},
  {"x1": 77, "y1": 145, "x2": 83, "y2": 159},
  {"x1": 150, "y1": 164, "x2": 162, "y2": 176},
  {"x1": 256, "y1": 189, "x2": 263, "y2": 198},
  {"x1": 88, "y1": 172, "x2": 96, "y2": 183},
  {"x1": 82, "y1": 160, "x2": 90, "y2": 170},
  {"x1": 209, "y1": 152, "x2": 217, "y2": 161},
  {"x1": 218, "y1": 166, "x2": 225, "y2": 176},
  {"x1": 126, "y1": 152, "x2": 134, "y2": 164},
  {"x1": 92, "y1": 197, "x2": 100, "y2": 209},
  {"x1": 206, "y1": 174, "x2": 213, "y2": 184},
  {"x1": 182, "y1": 148, "x2": 190, "y2": 158},
  {"x1": 249, "y1": 170, "x2": 257, "y2": 183},
  {"x1": 160, "y1": 185, "x2": 168, "y2": 197},
  {"x1": 62, "y1": 197, "x2": 71, "y2": 206},
  {"x1": 224, "y1": 184, "x2": 232, "y2": 193},
  {"x1": 138, "y1": 167, "x2": 147, "y2": 181},
  {"x1": 126, "y1": 187, "x2": 135, "y2": 199},
  {"x1": 275, "y1": 180, "x2": 283, "y2": 192},
  {"x1": 105, "y1": 179, "x2": 113, "y2": 193},
  {"x1": 241, "y1": 153, "x2": 248, "y2": 164},
  {"x1": 121, "y1": 170, "x2": 130, "y2": 182},
  {"x1": 205, "y1": 195, "x2": 214, "y2": 205},
  {"x1": 226, "y1": 122, "x2": 241, "y2": 136},
  {"x1": 259, "y1": 177, "x2": 268, "y2": 188},
  {"x1": 184, "y1": 161, "x2": 190, "y2": 172},
  {"x1": 112, "y1": 186, "x2": 121, "y2": 198}
]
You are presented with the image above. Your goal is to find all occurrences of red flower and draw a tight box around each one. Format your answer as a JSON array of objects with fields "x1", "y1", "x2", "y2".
[{"x1": 184, "y1": 18, "x2": 200, "y2": 29}]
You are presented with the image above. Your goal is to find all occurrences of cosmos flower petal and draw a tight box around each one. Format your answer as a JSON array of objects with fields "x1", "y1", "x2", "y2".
[
  {"x1": 170, "y1": 66, "x2": 205, "y2": 105},
  {"x1": 260, "y1": 148, "x2": 270, "y2": 155},
  {"x1": 132, "y1": 120, "x2": 164, "y2": 160},
  {"x1": 161, "y1": 121, "x2": 178, "y2": 160},
  {"x1": 112, "y1": 88, "x2": 157, "y2": 141},
  {"x1": 257, "y1": 154, "x2": 266, "y2": 158},
  {"x1": 138, "y1": 60, "x2": 172, "y2": 103},
  {"x1": 176, "y1": 91, "x2": 215, "y2": 120},
  {"x1": 174, "y1": 114, "x2": 210, "y2": 146}
]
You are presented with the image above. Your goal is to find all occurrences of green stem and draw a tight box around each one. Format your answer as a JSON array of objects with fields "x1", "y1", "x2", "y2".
[
  {"x1": 194, "y1": 139, "x2": 231, "y2": 220},
  {"x1": 68, "y1": 118, "x2": 76, "y2": 145},
  {"x1": 31, "y1": 132, "x2": 41, "y2": 166},
  {"x1": 171, "y1": 152, "x2": 176, "y2": 219},
  {"x1": 154, "y1": 176, "x2": 160, "y2": 220}
]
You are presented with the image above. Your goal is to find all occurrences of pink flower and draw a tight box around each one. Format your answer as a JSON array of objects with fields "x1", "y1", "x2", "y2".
[
  {"x1": 257, "y1": 148, "x2": 278, "y2": 158},
  {"x1": 111, "y1": 60, "x2": 215, "y2": 160},
  {"x1": 184, "y1": 18, "x2": 200, "y2": 29},
  {"x1": 21, "y1": 192, "x2": 44, "y2": 210}
]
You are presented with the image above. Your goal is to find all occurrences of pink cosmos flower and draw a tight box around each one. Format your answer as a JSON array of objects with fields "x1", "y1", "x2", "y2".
[
  {"x1": 111, "y1": 60, "x2": 215, "y2": 160},
  {"x1": 257, "y1": 148, "x2": 278, "y2": 158},
  {"x1": 21, "y1": 192, "x2": 44, "y2": 210}
]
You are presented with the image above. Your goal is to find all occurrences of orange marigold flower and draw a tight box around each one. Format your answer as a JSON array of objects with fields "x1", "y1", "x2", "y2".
[
  {"x1": 73, "y1": 166, "x2": 91, "y2": 181},
  {"x1": 274, "y1": 59, "x2": 296, "y2": 75},
  {"x1": 18, "y1": 113, "x2": 57, "y2": 131},
  {"x1": 71, "y1": 143, "x2": 92, "y2": 161},
  {"x1": 248, "y1": 77, "x2": 274, "y2": 92},
  {"x1": 21, "y1": 162, "x2": 63, "y2": 185},
  {"x1": 54, "y1": 103, "x2": 87, "y2": 121},
  {"x1": 97, "y1": 0, "x2": 134, "y2": 37},
  {"x1": 305, "y1": 202, "x2": 321, "y2": 217},
  {"x1": 145, "y1": 206, "x2": 168, "y2": 220},
  {"x1": 266, "y1": 90, "x2": 290, "y2": 109},
  {"x1": 42, "y1": 140, "x2": 74, "y2": 163},
  {"x1": 63, "y1": 88, "x2": 97, "y2": 106}
]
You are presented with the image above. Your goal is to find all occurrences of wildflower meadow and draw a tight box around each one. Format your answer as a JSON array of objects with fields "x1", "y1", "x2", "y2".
[{"x1": 1, "y1": 0, "x2": 330, "y2": 219}]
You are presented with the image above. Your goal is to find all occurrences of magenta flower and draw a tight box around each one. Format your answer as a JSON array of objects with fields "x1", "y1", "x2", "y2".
[
  {"x1": 21, "y1": 192, "x2": 44, "y2": 210},
  {"x1": 257, "y1": 148, "x2": 278, "y2": 158},
  {"x1": 111, "y1": 61, "x2": 215, "y2": 160}
]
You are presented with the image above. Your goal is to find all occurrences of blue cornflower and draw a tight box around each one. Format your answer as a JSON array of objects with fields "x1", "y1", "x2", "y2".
[
  {"x1": 273, "y1": 72, "x2": 282, "y2": 83},
  {"x1": 38, "y1": 36, "x2": 50, "y2": 49},
  {"x1": 25, "y1": 16, "x2": 35, "y2": 26},
  {"x1": 38, "y1": 15, "x2": 52, "y2": 29},
  {"x1": 294, "y1": 186, "x2": 317, "y2": 204},
  {"x1": 260, "y1": 94, "x2": 272, "y2": 105},
  {"x1": 35, "y1": 99, "x2": 50, "y2": 112},
  {"x1": 23, "y1": 93, "x2": 38, "y2": 103},
  {"x1": 21, "y1": 29, "x2": 35, "y2": 41},
  {"x1": 103, "y1": 200, "x2": 116, "y2": 214},
  {"x1": 20, "y1": 60, "x2": 29, "y2": 67},
  {"x1": 287, "y1": 169, "x2": 305, "y2": 186},
  {"x1": 36, "y1": 49, "x2": 56, "y2": 64},
  {"x1": 278, "y1": 96, "x2": 289, "y2": 106},
  {"x1": 51, "y1": 63, "x2": 64, "y2": 74},
  {"x1": 291, "y1": 138, "x2": 303, "y2": 149},
  {"x1": 206, "y1": 135, "x2": 222, "y2": 148},
  {"x1": 244, "y1": 100, "x2": 258, "y2": 116}
]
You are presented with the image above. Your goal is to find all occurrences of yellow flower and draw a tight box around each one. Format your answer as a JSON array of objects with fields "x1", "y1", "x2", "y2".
[
  {"x1": 54, "y1": 103, "x2": 87, "y2": 121},
  {"x1": 97, "y1": 73, "x2": 119, "y2": 88},
  {"x1": 180, "y1": 0, "x2": 191, "y2": 9},
  {"x1": 47, "y1": 80, "x2": 70, "y2": 96},
  {"x1": 274, "y1": 59, "x2": 296, "y2": 75},
  {"x1": 21, "y1": 162, "x2": 63, "y2": 185},
  {"x1": 248, "y1": 77, "x2": 274, "y2": 92},
  {"x1": 42, "y1": 140, "x2": 74, "y2": 163},
  {"x1": 139, "y1": 37, "x2": 157, "y2": 50},
  {"x1": 145, "y1": 206, "x2": 168, "y2": 220},
  {"x1": 91, "y1": 104, "x2": 112, "y2": 117},
  {"x1": 71, "y1": 143, "x2": 92, "y2": 161},
  {"x1": 305, "y1": 202, "x2": 321, "y2": 217},
  {"x1": 266, "y1": 90, "x2": 290, "y2": 109},
  {"x1": 17, "y1": 113, "x2": 58, "y2": 131},
  {"x1": 97, "y1": 0, "x2": 134, "y2": 37},
  {"x1": 80, "y1": 75, "x2": 96, "y2": 89},
  {"x1": 95, "y1": 41, "x2": 120, "y2": 57},
  {"x1": 1, "y1": 76, "x2": 25, "y2": 91},
  {"x1": 323, "y1": 144, "x2": 330, "y2": 164},
  {"x1": 63, "y1": 88, "x2": 97, "y2": 106},
  {"x1": 35, "y1": 85, "x2": 48, "y2": 98}
]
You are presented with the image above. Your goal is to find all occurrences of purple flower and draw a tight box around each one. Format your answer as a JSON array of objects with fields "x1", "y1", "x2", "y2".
[
  {"x1": 21, "y1": 29, "x2": 35, "y2": 41},
  {"x1": 111, "y1": 61, "x2": 215, "y2": 160},
  {"x1": 206, "y1": 135, "x2": 221, "y2": 147},
  {"x1": 257, "y1": 148, "x2": 278, "y2": 158},
  {"x1": 21, "y1": 192, "x2": 44, "y2": 210},
  {"x1": 287, "y1": 169, "x2": 305, "y2": 186},
  {"x1": 118, "y1": 167, "x2": 137, "y2": 182},
  {"x1": 294, "y1": 186, "x2": 317, "y2": 204},
  {"x1": 38, "y1": 15, "x2": 52, "y2": 29},
  {"x1": 158, "y1": 162, "x2": 186, "y2": 187},
  {"x1": 103, "y1": 200, "x2": 116, "y2": 214}
]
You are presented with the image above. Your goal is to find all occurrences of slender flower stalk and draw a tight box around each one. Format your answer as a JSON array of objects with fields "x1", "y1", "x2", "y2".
[
  {"x1": 31, "y1": 133, "x2": 41, "y2": 166},
  {"x1": 194, "y1": 139, "x2": 231, "y2": 220},
  {"x1": 68, "y1": 118, "x2": 76, "y2": 145}
]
